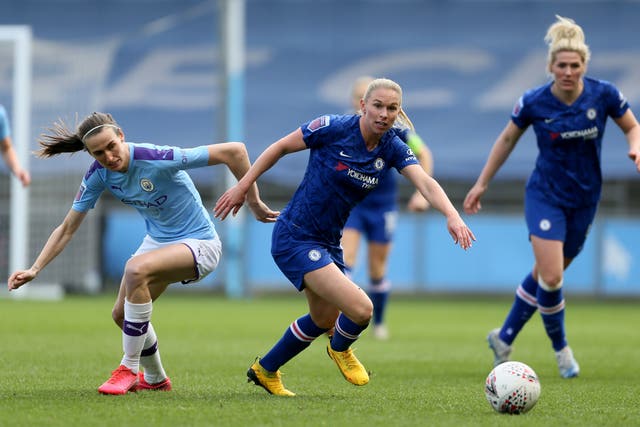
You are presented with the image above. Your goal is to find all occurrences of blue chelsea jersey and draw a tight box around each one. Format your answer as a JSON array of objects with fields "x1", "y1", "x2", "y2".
[
  {"x1": 279, "y1": 114, "x2": 419, "y2": 245},
  {"x1": 512, "y1": 77, "x2": 629, "y2": 208},
  {"x1": 72, "y1": 142, "x2": 216, "y2": 242},
  {"x1": 357, "y1": 126, "x2": 412, "y2": 210}
]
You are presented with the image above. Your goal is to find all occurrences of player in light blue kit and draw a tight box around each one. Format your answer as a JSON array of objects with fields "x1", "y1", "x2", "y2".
[
  {"x1": 0, "y1": 104, "x2": 31, "y2": 186},
  {"x1": 7, "y1": 112, "x2": 278, "y2": 394},
  {"x1": 215, "y1": 78, "x2": 475, "y2": 396},
  {"x1": 342, "y1": 76, "x2": 433, "y2": 340},
  {"x1": 464, "y1": 16, "x2": 640, "y2": 378}
]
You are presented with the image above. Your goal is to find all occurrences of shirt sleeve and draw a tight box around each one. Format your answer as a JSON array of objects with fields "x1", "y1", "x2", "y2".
[
  {"x1": 71, "y1": 164, "x2": 105, "y2": 212},
  {"x1": 174, "y1": 145, "x2": 210, "y2": 170},
  {"x1": 510, "y1": 93, "x2": 532, "y2": 129},
  {"x1": 132, "y1": 143, "x2": 210, "y2": 171},
  {"x1": 301, "y1": 115, "x2": 335, "y2": 149},
  {"x1": 604, "y1": 81, "x2": 630, "y2": 119},
  {"x1": 390, "y1": 135, "x2": 419, "y2": 172}
]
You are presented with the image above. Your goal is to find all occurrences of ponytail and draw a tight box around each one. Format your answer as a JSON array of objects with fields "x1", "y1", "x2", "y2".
[{"x1": 37, "y1": 112, "x2": 120, "y2": 158}]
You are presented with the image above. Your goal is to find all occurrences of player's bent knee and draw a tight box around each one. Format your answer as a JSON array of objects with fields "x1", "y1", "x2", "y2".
[
  {"x1": 123, "y1": 257, "x2": 153, "y2": 287},
  {"x1": 349, "y1": 300, "x2": 373, "y2": 326},
  {"x1": 538, "y1": 274, "x2": 563, "y2": 291}
]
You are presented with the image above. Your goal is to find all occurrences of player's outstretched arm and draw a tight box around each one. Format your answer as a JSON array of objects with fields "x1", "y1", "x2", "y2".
[
  {"x1": 463, "y1": 121, "x2": 524, "y2": 215},
  {"x1": 214, "y1": 129, "x2": 306, "y2": 221},
  {"x1": 207, "y1": 142, "x2": 279, "y2": 223},
  {"x1": 401, "y1": 164, "x2": 475, "y2": 250},
  {"x1": 8, "y1": 209, "x2": 86, "y2": 291},
  {"x1": 614, "y1": 109, "x2": 640, "y2": 172}
]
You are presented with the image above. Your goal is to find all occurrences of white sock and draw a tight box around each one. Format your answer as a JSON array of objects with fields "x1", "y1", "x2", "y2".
[
  {"x1": 120, "y1": 299, "x2": 152, "y2": 373},
  {"x1": 140, "y1": 323, "x2": 168, "y2": 384}
]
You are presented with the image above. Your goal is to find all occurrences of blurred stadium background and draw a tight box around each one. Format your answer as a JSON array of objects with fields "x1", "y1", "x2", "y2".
[{"x1": 0, "y1": 0, "x2": 639, "y2": 298}]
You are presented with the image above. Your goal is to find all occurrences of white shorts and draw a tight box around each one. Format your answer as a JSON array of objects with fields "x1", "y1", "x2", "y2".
[{"x1": 133, "y1": 234, "x2": 222, "y2": 284}]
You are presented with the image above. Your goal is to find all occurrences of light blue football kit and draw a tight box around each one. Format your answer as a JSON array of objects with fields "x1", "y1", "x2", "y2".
[
  {"x1": 73, "y1": 142, "x2": 216, "y2": 241},
  {"x1": 73, "y1": 142, "x2": 220, "y2": 282}
]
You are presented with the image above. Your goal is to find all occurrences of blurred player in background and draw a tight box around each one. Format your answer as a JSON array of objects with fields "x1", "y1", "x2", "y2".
[
  {"x1": 0, "y1": 104, "x2": 31, "y2": 187},
  {"x1": 342, "y1": 76, "x2": 433, "y2": 340},
  {"x1": 463, "y1": 15, "x2": 640, "y2": 378},
  {"x1": 215, "y1": 78, "x2": 474, "y2": 396},
  {"x1": 7, "y1": 112, "x2": 278, "y2": 394}
]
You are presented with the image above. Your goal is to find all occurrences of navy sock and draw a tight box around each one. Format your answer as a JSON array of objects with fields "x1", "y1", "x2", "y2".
[
  {"x1": 369, "y1": 278, "x2": 389, "y2": 325},
  {"x1": 537, "y1": 286, "x2": 567, "y2": 351},
  {"x1": 499, "y1": 273, "x2": 538, "y2": 345},
  {"x1": 260, "y1": 314, "x2": 329, "y2": 372},
  {"x1": 330, "y1": 313, "x2": 368, "y2": 352}
]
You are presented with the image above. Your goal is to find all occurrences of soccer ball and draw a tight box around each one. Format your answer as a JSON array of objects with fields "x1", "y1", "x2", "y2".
[{"x1": 484, "y1": 361, "x2": 541, "y2": 414}]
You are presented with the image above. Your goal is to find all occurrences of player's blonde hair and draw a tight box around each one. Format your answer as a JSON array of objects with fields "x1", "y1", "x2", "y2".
[
  {"x1": 544, "y1": 15, "x2": 590, "y2": 72},
  {"x1": 363, "y1": 78, "x2": 415, "y2": 131}
]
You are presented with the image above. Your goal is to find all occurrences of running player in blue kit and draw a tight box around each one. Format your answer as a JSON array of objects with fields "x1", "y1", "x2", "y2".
[
  {"x1": 215, "y1": 78, "x2": 475, "y2": 396},
  {"x1": 8, "y1": 112, "x2": 278, "y2": 394},
  {"x1": 463, "y1": 16, "x2": 640, "y2": 378},
  {"x1": 342, "y1": 76, "x2": 433, "y2": 340}
]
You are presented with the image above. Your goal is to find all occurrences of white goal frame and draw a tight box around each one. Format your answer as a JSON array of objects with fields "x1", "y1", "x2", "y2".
[{"x1": 0, "y1": 26, "x2": 31, "y2": 281}]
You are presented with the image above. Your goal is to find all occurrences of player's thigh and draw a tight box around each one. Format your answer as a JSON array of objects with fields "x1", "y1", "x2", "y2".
[
  {"x1": 531, "y1": 235, "x2": 564, "y2": 285},
  {"x1": 125, "y1": 243, "x2": 197, "y2": 287},
  {"x1": 303, "y1": 263, "x2": 372, "y2": 325}
]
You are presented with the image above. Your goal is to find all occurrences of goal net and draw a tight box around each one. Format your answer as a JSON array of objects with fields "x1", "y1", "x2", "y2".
[{"x1": 0, "y1": 26, "x2": 101, "y2": 299}]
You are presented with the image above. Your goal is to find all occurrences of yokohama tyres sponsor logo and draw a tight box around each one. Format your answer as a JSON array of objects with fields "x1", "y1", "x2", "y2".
[
  {"x1": 559, "y1": 126, "x2": 598, "y2": 140},
  {"x1": 347, "y1": 169, "x2": 378, "y2": 187}
]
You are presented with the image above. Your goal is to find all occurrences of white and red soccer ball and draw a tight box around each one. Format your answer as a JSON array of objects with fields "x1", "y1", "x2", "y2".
[{"x1": 485, "y1": 361, "x2": 541, "y2": 414}]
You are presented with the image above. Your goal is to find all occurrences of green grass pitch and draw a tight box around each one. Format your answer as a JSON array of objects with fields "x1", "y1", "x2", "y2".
[{"x1": 0, "y1": 293, "x2": 638, "y2": 426}]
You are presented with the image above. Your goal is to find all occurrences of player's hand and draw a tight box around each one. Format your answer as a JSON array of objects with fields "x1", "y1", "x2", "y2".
[
  {"x1": 407, "y1": 191, "x2": 430, "y2": 212},
  {"x1": 15, "y1": 169, "x2": 31, "y2": 187},
  {"x1": 8, "y1": 268, "x2": 37, "y2": 291},
  {"x1": 248, "y1": 199, "x2": 280, "y2": 223},
  {"x1": 446, "y1": 215, "x2": 476, "y2": 251},
  {"x1": 463, "y1": 183, "x2": 487, "y2": 215},
  {"x1": 629, "y1": 149, "x2": 640, "y2": 172},
  {"x1": 214, "y1": 185, "x2": 247, "y2": 221}
]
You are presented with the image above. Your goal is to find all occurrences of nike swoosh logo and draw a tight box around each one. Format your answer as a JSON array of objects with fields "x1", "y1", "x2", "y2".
[
  {"x1": 339, "y1": 151, "x2": 352, "y2": 158},
  {"x1": 544, "y1": 118, "x2": 555, "y2": 124}
]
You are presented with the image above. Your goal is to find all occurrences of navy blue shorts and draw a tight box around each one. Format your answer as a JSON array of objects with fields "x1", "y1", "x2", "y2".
[
  {"x1": 344, "y1": 204, "x2": 397, "y2": 244},
  {"x1": 524, "y1": 190, "x2": 597, "y2": 259},
  {"x1": 271, "y1": 221, "x2": 346, "y2": 291}
]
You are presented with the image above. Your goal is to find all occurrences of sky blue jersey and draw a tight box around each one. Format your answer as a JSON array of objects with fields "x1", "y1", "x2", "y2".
[
  {"x1": 72, "y1": 142, "x2": 216, "y2": 242},
  {"x1": 279, "y1": 114, "x2": 419, "y2": 245},
  {"x1": 512, "y1": 77, "x2": 629, "y2": 208},
  {"x1": 0, "y1": 105, "x2": 10, "y2": 140}
]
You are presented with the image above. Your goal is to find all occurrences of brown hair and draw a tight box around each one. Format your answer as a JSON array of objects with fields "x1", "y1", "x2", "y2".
[{"x1": 37, "y1": 112, "x2": 120, "y2": 157}]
